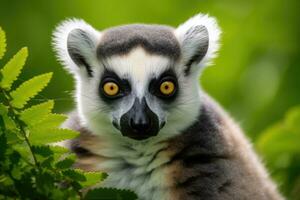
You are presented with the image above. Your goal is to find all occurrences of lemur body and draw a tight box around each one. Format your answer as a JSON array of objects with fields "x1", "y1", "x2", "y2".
[{"x1": 53, "y1": 14, "x2": 284, "y2": 200}]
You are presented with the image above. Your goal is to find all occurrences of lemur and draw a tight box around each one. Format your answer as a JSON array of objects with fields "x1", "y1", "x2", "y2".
[{"x1": 52, "y1": 14, "x2": 284, "y2": 200}]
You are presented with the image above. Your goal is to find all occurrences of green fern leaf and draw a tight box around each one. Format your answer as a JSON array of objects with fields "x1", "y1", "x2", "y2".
[
  {"x1": 13, "y1": 144, "x2": 32, "y2": 161},
  {"x1": 62, "y1": 169, "x2": 86, "y2": 182},
  {"x1": 32, "y1": 145, "x2": 54, "y2": 157},
  {"x1": 0, "y1": 27, "x2": 6, "y2": 60},
  {"x1": 55, "y1": 154, "x2": 76, "y2": 169},
  {"x1": 81, "y1": 172, "x2": 107, "y2": 187},
  {"x1": 0, "y1": 47, "x2": 28, "y2": 90},
  {"x1": 20, "y1": 100, "x2": 54, "y2": 126},
  {"x1": 10, "y1": 72, "x2": 53, "y2": 109},
  {"x1": 50, "y1": 145, "x2": 70, "y2": 161},
  {"x1": 84, "y1": 188, "x2": 138, "y2": 200},
  {"x1": 34, "y1": 113, "x2": 67, "y2": 129},
  {"x1": 49, "y1": 145, "x2": 69, "y2": 154},
  {"x1": 30, "y1": 128, "x2": 79, "y2": 144},
  {"x1": 0, "y1": 103, "x2": 16, "y2": 131}
]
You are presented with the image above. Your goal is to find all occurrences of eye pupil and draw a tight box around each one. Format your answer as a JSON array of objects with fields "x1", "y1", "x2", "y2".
[
  {"x1": 160, "y1": 81, "x2": 175, "y2": 96},
  {"x1": 103, "y1": 82, "x2": 119, "y2": 96}
]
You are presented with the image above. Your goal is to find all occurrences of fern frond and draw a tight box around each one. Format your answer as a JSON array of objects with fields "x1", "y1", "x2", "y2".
[
  {"x1": 84, "y1": 187, "x2": 138, "y2": 200},
  {"x1": 32, "y1": 145, "x2": 54, "y2": 157},
  {"x1": 55, "y1": 154, "x2": 76, "y2": 169},
  {"x1": 81, "y1": 172, "x2": 107, "y2": 187},
  {"x1": 0, "y1": 103, "x2": 16, "y2": 131},
  {"x1": 34, "y1": 113, "x2": 67, "y2": 129},
  {"x1": 62, "y1": 169, "x2": 86, "y2": 182},
  {"x1": 0, "y1": 47, "x2": 28, "y2": 90},
  {"x1": 20, "y1": 100, "x2": 54, "y2": 126},
  {"x1": 0, "y1": 27, "x2": 6, "y2": 60},
  {"x1": 10, "y1": 72, "x2": 53, "y2": 109},
  {"x1": 50, "y1": 145, "x2": 69, "y2": 154},
  {"x1": 30, "y1": 128, "x2": 79, "y2": 144}
]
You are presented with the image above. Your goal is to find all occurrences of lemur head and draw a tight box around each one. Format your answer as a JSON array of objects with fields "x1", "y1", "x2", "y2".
[{"x1": 53, "y1": 14, "x2": 221, "y2": 142}]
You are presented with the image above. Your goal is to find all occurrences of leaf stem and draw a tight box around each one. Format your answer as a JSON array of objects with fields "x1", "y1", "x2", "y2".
[{"x1": 1, "y1": 88, "x2": 39, "y2": 168}]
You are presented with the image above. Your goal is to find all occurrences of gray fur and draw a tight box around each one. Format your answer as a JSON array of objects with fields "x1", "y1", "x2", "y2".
[
  {"x1": 97, "y1": 24, "x2": 181, "y2": 60},
  {"x1": 183, "y1": 25, "x2": 209, "y2": 75},
  {"x1": 67, "y1": 29, "x2": 96, "y2": 77}
]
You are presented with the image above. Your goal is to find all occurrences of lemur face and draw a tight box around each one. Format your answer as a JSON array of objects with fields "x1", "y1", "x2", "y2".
[{"x1": 53, "y1": 15, "x2": 221, "y2": 141}]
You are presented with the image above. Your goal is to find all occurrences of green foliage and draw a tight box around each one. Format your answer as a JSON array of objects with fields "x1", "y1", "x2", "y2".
[
  {"x1": 0, "y1": 27, "x2": 137, "y2": 200},
  {"x1": 0, "y1": 47, "x2": 27, "y2": 90},
  {"x1": 20, "y1": 100, "x2": 54, "y2": 126},
  {"x1": 0, "y1": 27, "x2": 5, "y2": 60},
  {"x1": 84, "y1": 188, "x2": 138, "y2": 200},
  {"x1": 10, "y1": 72, "x2": 53, "y2": 109},
  {"x1": 256, "y1": 106, "x2": 300, "y2": 200}
]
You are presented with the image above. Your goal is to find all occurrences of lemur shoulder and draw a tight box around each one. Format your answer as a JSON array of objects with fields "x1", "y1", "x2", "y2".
[{"x1": 53, "y1": 14, "x2": 284, "y2": 200}]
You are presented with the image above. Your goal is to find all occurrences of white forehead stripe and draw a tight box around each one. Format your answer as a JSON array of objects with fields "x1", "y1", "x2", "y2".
[{"x1": 105, "y1": 47, "x2": 171, "y2": 98}]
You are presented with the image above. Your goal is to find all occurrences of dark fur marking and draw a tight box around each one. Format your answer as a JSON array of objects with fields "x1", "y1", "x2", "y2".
[
  {"x1": 182, "y1": 154, "x2": 228, "y2": 167},
  {"x1": 67, "y1": 29, "x2": 95, "y2": 77},
  {"x1": 147, "y1": 146, "x2": 169, "y2": 165},
  {"x1": 70, "y1": 139, "x2": 94, "y2": 158},
  {"x1": 97, "y1": 24, "x2": 180, "y2": 60},
  {"x1": 184, "y1": 26, "x2": 209, "y2": 76},
  {"x1": 218, "y1": 180, "x2": 232, "y2": 193}
]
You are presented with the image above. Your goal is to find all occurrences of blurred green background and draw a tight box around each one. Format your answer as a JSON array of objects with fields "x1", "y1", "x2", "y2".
[{"x1": 0, "y1": 0, "x2": 299, "y2": 199}]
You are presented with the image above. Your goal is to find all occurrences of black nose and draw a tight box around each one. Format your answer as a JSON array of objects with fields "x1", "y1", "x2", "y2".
[
  {"x1": 130, "y1": 117, "x2": 151, "y2": 132},
  {"x1": 120, "y1": 98, "x2": 160, "y2": 140}
]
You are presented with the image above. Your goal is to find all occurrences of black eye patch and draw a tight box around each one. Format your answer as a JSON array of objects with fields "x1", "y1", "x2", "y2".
[
  {"x1": 148, "y1": 69, "x2": 178, "y2": 101},
  {"x1": 99, "y1": 69, "x2": 131, "y2": 102}
]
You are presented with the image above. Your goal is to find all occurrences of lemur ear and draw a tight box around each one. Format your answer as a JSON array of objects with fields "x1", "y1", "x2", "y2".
[
  {"x1": 175, "y1": 14, "x2": 221, "y2": 75},
  {"x1": 52, "y1": 19, "x2": 100, "y2": 77}
]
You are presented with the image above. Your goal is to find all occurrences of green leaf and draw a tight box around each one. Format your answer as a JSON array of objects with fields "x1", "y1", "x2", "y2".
[
  {"x1": 0, "y1": 27, "x2": 6, "y2": 60},
  {"x1": 257, "y1": 124, "x2": 300, "y2": 156},
  {"x1": 35, "y1": 171, "x2": 55, "y2": 194},
  {"x1": 285, "y1": 106, "x2": 300, "y2": 133},
  {"x1": 84, "y1": 188, "x2": 138, "y2": 200},
  {"x1": 32, "y1": 145, "x2": 54, "y2": 157},
  {"x1": 55, "y1": 154, "x2": 76, "y2": 169},
  {"x1": 20, "y1": 100, "x2": 54, "y2": 126},
  {"x1": 0, "y1": 104, "x2": 16, "y2": 131},
  {"x1": 34, "y1": 113, "x2": 67, "y2": 129},
  {"x1": 13, "y1": 144, "x2": 34, "y2": 162},
  {"x1": 62, "y1": 169, "x2": 86, "y2": 182},
  {"x1": 10, "y1": 72, "x2": 53, "y2": 109},
  {"x1": 0, "y1": 133, "x2": 7, "y2": 161},
  {"x1": 0, "y1": 47, "x2": 28, "y2": 90},
  {"x1": 30, "y1": 128, "x2": 79, "y2": 144},
  {"x1": 50, "y1": 145, "x2": 70, "y2": 162},
  {"x1": 81, "y1": 172, "x2": 107, "y2": 187},
  {"x1": 49, "y1": 145, "x2": 69, "y2": 154}
]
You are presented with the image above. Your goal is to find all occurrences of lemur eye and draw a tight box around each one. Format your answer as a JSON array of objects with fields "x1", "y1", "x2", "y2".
[
  {"x1": 160, "y1": 81, "x2": 175, "y2": 96},
  {"x1": 103, "y1": 82, "x2": 119, "y2": 96}
]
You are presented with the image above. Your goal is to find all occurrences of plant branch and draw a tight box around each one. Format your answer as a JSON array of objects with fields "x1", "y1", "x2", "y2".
[{"x1": 1, "y1": 88, "x2": 39, "y2": 168}]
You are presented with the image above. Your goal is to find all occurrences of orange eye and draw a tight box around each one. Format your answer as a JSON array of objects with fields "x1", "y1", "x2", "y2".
[
  {"x1": 103, "y1": 82, "x2": 119, "y2": 96},
  {"x1": 160, "y1": 81, "x2": 175, "y2": 95}
]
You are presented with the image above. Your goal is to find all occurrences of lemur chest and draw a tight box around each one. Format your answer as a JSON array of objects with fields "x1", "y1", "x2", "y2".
[
  {"x1": 101, "y1": 145, "x2": 174, "y2": 200},
  {"x1": 75, "y1": 142, "x2": 175, "y2": 200}
]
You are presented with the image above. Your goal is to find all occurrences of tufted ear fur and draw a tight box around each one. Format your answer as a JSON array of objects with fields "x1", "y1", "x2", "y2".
[
  {"x1": 175, "y1": 14, "x2": 221, "y2": 75},
  {"x1": 52, "y1": 19, "x2": 100, "y2": 77}
]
